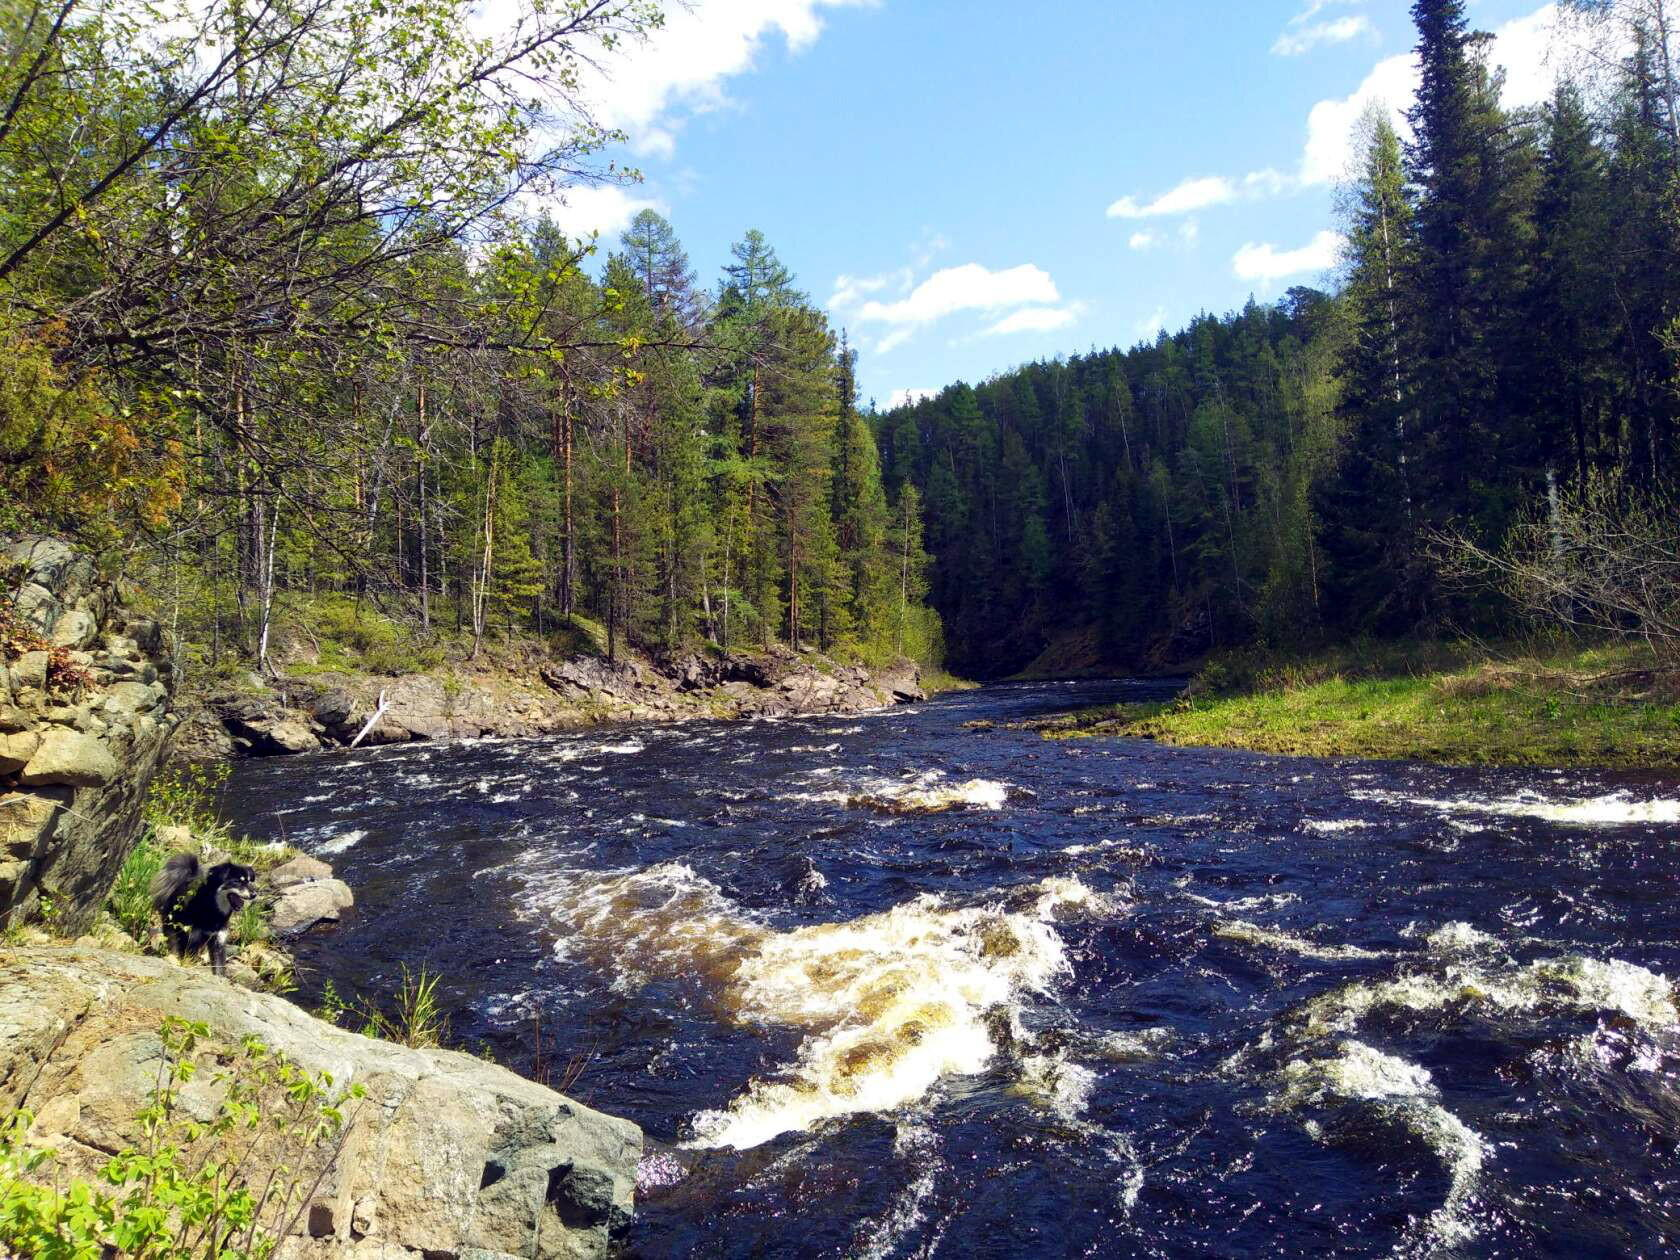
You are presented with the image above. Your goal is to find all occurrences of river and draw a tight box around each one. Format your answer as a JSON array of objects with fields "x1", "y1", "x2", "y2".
[{"x1": 222, "y1": 679, "x2": 1680, "y2": 1258}]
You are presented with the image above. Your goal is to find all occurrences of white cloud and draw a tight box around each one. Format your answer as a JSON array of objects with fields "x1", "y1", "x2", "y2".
[
  {"x1": 576, "y1": 0, "x2": 878, "y2": 156},
  {"x1": 1299, "y1": 4, "x2": 1573, "y2": 185},
  {"x1": 887, "y1": 387, "x2": 935, "y2": 408},
  {"x1": 854, "y1": 262, "x2": 1060, "y2": 329},
  {"x1": 1232, "y1": 229, "x2": 1344, "y2": 283},
  {"x1": 1108, "y1": 175, "x2": 1236, "y2": 220},
  {"x1": 1179, "y1": 219, "x2": 1201, "y2": 246},
  {"x1": 828, "y1": 268, "x2": 910, "y2": 310},
  {"x1": 982, "y1": 303, "x2": 1087, "y2": 337},
  {"x1": 1108, "y1": 169, "x2": 1291, "y2": 220},
  {"x1": 1116, "y1": 3, "x2": 1577, "y2": 225},
  {"x1": 1299, "y1": 50, "x2": 1417, "y2": 185},
  {"x1": 1273, "y1": 14, "x2": 1375, "y2": 56},
  {"x1": 543, "y1": 183, "x2": 664, "y2": 239},
  {"x1": 1135, "y1": 306, "x2": 1168, "y2": 341},
  {"x1": 1129, "y1": 231, "x2": 1160, "y2": 251}
]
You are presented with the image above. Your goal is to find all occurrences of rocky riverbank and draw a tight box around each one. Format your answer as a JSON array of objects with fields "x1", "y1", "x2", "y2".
[
  {"x1": 173, "y1": 646, "x2": 926, "y2": 762},
  {"x1": 0, "y1": 946, "x2": 642, "y2": 1259},
  {"x1": 1, "y1": 536, "x2": 177, "y2": 932}
]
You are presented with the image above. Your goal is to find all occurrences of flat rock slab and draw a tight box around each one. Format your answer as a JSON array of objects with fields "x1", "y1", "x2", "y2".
[{"x1": 0, "y1": 947, "x2": 642, "y2": 1260}]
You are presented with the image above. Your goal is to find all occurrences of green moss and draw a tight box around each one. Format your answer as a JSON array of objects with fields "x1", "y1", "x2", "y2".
[{"x1": 1037, "y1": 643, "x2": 1680, "y2": 768}]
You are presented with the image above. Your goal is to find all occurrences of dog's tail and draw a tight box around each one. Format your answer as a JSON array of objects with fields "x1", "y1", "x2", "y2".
[{"x1": 150, "y1": 852, "x2": 201, "y2": 913}]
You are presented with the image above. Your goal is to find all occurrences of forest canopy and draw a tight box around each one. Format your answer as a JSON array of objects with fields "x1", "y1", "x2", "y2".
[
  {"x1": 0, "y1": 0, "x2": 938, "y2": 671},
  {"x1": 876, "y1": 0, "x2": 1680, "y2": 678}
]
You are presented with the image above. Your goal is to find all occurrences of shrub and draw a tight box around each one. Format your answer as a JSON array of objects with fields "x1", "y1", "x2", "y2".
[
  {"x1": 109, "y1": 835, "x2": 165, "y2": 942},
  {"x1": 317, "y1": 967, "x2": 448, "y2": 1049},
  {"x1": 0, "y1": 1017, "x2": 361, "y2": 1259}
]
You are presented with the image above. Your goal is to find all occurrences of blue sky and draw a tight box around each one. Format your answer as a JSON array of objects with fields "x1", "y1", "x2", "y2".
[{"x1": 547, "y1": 0, "x2": 1580, "y2": 409}]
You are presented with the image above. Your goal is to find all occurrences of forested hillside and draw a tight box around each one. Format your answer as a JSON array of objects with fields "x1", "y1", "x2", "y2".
[
  {"x1": 878, "y1": 0, "x2": 1680, "y2": 679},
  {"x1": 0, "y1": 0, "x2": 938, "y2": 679}
]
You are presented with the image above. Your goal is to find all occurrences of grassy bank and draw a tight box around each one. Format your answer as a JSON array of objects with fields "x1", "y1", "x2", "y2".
[{"x1": 1024, "y1": 641, "x2": 1680, "y2": 768}]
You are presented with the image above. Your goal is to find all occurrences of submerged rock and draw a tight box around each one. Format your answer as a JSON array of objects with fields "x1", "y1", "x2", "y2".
[{"x1": 0, "y1": 947, "x2": 642, "y2": 1259}]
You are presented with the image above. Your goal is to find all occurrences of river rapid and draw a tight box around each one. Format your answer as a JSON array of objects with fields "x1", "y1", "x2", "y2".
[{"x1": 222, "y1": 679, "x2": 1680, "y2": 1258}]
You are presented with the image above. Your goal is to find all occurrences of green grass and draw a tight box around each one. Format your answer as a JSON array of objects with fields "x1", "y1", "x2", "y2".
[{"x1": 1032, "y1": 641, "x2": 1680, "y2": 768}]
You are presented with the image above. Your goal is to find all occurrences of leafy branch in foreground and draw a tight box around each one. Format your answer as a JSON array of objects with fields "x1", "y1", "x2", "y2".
[{"x1": 0, "y1": 1016, "x2": 362, "y2": 1259}]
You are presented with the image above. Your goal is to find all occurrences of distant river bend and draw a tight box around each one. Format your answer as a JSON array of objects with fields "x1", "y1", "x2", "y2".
[{"x1": 225, "y1": 680, "x2": 1680, "y2": 1258}]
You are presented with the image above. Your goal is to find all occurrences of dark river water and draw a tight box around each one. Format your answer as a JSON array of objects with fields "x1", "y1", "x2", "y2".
[{"x1": 221, "y1": 680, "x2": 1680, "y2": 1258}]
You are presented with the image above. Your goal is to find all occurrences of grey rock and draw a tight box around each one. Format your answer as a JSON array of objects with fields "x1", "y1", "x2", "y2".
[
  {"x1": 264, "y1": 720, "x2": 320, "y2": 755},
  {"x1": 313, "y1": 689, "x2": 359, "y2": 729},
  {"x1": 19, "y1": 730, "x2": 119, "y2": 788},
  {"x1": 0, "y1": 731, "x2": 41, "y2": 774},
  {"x1": 10, "y1": 583, "x2": 60, "y2": 635},
  {"x1": 103, "y1": 680, "x2": 163, "y2": 716},
  {"x1": 50, "y1": 608, "x2": 99, "y2": 650},
  {"x1": 0, "y1": 947, "x2": 641, "y2": 1259},
  {"x1": 0, "y1": 535, "x2": 175, "y2": 933},
  {"x1": 271, "y1": 879, "x2": 354, "y2": 936},
  {"x1": 10, "y1": 651, "x2": 48, "y2": 693},
  {"x1": 268, "y1": 855, "x2": 335, "y2": 889}
]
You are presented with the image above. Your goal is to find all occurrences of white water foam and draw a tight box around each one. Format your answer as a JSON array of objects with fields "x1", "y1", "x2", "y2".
[
  {"x1": 529, "y1": 862, "x2": 1111, "y2": 1149},
  {"x1": 1213, "y1": 919, "x2": 1384, "y2": 961},
  {"x1": 1274, "y1": 1041, "x2": 1488, "y2": 1249},
  {"x1": 791, "y1": 770, "x2": 1014, "y2": 815},
  {"x1": 1354, "y1": 787, "x2": 1680, "y2": 826},
  {"x1": 316, "y1": 828, "x2": 366, "y2": 856},
  {"x1": 1297, "y1": 954, "x2": 1679, "y2": 1037},
  {"x1": 1302, "y1": 819, "x2": 1372, "y2": 834}
]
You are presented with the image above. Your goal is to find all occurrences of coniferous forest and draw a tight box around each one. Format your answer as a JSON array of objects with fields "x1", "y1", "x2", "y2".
[
  {"x1": 879, "y1": 0, "x2": 1680, "y2": 678},
  {"x1": 0, "y1": 0, "x2": 937, "y2": 675},
  {"x1": 3, "y1": 0, "x2": 1677, "y2": 684}
]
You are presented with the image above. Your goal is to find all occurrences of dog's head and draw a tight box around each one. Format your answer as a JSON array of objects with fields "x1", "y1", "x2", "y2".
[{"x1": 211, "y1": 863, "x2": 259, "y2": 915}]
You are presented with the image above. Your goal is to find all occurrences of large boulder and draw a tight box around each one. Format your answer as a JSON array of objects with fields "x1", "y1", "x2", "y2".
[
  {"x1": 18, "y1": 729, "x2": 120, "y2": 787},
  {"x1": 270, "y1": 877, "x2": 354, "y2": 936},
  {"x1": 0, "y1": 947, "x2": 642, "y2": 1260},
  {"x1": 0, "y1": 535, "x2": 177, "y2": 932}
]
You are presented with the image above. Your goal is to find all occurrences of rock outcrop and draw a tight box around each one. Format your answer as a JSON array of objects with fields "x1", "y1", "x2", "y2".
[
  {"x1": 175, "y1": 647, "x2": 927, "y2": 761},
  {"x1": 0, "y1": 947, "x2": 642, "y2": 1259},
  {"x1": 0, "y1": 537, "x2": 177, "y2": 932}
]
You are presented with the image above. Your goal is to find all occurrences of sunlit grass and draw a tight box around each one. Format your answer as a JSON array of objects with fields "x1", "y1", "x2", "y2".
[{"x1": 1040, "y1": 642, "x2": 1680, "y2": 767}]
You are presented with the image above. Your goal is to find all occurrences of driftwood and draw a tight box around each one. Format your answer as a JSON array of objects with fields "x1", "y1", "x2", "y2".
[{"x1": 349, "y1": 689, "x2": 389, "y2": 748}]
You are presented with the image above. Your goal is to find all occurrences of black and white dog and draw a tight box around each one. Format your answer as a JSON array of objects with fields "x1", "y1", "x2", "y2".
[{"x1": 149, "y1": 853, "x2": 257, "y2": 977}]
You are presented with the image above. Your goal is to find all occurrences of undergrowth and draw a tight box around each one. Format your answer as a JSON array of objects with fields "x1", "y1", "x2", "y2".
[{"x1": 0, "y1": 1017, "x2": 361, "y2": 1259}]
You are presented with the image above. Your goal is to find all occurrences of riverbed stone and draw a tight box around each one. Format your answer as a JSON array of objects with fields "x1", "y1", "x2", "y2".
[
  {"x1": 271, "y1": 878, "x2": 354, "y2": 935},
  {"x1": 268, "y1": 855, "x2": 335, "y2": 889},
  {"x1": 0, "y1": 731, "x2": 41, "y2": 775}
]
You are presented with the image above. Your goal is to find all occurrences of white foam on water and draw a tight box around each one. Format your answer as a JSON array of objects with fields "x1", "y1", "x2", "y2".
[
  {"x1": 316, "y1": 829, "x2": 366, "y2": 856},
  {"x1": 530, "y1": 862, "x2": 1111, "y2": 1150},
  {"x1": 597, "y1": 739, "x2": 645, "y2": 755},
  {"x1": 1095, "y1": 1027, "x2": 1173, "y2": 1061},
  {"x1": 1302, "y1": 819, "x2": 1372, "y2": 834},
  {"x1": 797, "y1": 867, "x2": 829, "y2": 894},
  {"x1": 690, "y1": 878, "x2": 1106, "y2": 1149},
  {"x1": 1013, "y1": 1053, "x2": 1098, "y2": 1120},
  {"x1": 1213, "y1": 919, "x2": 1384, "y2": 961},
  {"x1": 1298, "y1": 954, "x2": 1679, "y2": 1037},
  {"x1": 790, "y1": 770, "x2": 1014, "y2": 814},
  {"x1": 1422, "y1": 922, "x2": 1499, "y2": 954},
  {"x1": 785, "y1": 743, "x2": 842, "y2": 754},
  {"x1": 1354, "y1": 787, "x2": 1680, "y2": 826},
  {"x1": 1274, "y1": 1041, "x2": 1488, "y2": 1250},
  {"x1": 847, "y1": 1122, "x2": 943, "y2": 1260}
]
